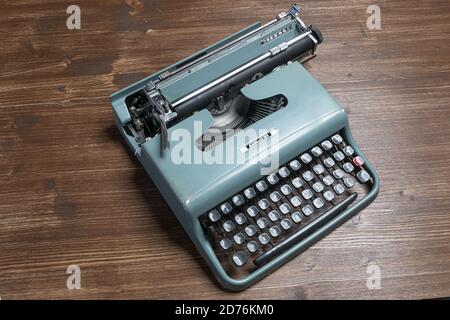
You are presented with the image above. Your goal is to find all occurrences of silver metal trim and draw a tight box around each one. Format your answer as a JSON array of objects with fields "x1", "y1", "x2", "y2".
[
  {"x1": 286, "y1": 30, "x2": 311, "y2": 46},
  {"x1": 295, "y1": 16, "x2": 308, "y2": 29},
  {"x1": 308, "y1": 33, "x2": 318, "y2": 55}
]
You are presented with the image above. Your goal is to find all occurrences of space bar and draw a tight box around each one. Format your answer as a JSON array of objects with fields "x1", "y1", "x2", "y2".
[{"x1": 254, "y1": 192, "x2": 358, "y2": 266}]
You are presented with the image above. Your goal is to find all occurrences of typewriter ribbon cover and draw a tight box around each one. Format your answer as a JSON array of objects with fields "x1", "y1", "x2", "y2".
[{"x1": 110, "y1": 4, "x2": 380, "y2": 290}]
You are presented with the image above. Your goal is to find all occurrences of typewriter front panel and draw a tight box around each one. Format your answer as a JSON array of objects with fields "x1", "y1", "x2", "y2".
[{"x1": 198, "y1": 128, "x2": 379, "y2": 281}]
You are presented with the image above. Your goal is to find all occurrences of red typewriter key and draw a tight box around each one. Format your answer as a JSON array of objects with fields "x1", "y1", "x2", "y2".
[{"x1": 353, "y1": 156, "x2": 365, "y2": 167}]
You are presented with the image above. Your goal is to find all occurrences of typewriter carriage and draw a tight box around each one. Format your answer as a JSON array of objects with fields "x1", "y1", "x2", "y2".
[{"x1": 117, "y1": 8, "x2": 321, "y2": 153}]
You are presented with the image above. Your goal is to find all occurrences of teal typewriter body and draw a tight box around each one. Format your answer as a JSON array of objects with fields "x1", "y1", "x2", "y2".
[{"x1": 110, "y1": 5, "x2": 380, "y2": 291}]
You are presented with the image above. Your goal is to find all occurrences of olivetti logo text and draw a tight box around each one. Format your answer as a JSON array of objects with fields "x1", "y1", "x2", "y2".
[{"x1": 170, "y1": 121, "x2": 280, "y2": 175}]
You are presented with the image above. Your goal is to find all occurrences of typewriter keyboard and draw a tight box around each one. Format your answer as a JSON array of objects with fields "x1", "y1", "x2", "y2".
[{"x1": 199, "y1": 132, "x2": 374, "y2": 278}]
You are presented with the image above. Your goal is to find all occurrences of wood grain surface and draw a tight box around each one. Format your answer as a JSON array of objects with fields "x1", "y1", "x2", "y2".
[{"x1": 0, "y1": 0, "x2": 449, "y2": 299}]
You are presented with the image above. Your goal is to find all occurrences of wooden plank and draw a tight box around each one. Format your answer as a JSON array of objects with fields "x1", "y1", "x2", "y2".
[{"x1": 0, "y1": 0, "x2": 449, "y2": 299}]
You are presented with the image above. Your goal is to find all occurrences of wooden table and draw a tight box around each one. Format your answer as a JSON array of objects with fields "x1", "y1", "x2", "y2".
[{"x1": 1, "y1": 0, "x2": 449, "y2": 299}]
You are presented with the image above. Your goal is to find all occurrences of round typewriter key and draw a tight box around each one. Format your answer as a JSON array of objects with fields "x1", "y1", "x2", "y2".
[
  {"x1": 353, "y1": 156, "x2": 365, "y2": 167},
  {"x1": 289, "y1": 160, "x2": 301, "y2": 171},
  {"x1": 278, "y1": 167, "x2": 290, "y2": 178},
  {"x1": 223, "y1": 220, "x2": 235, "y2": 232},
  {"x1": 267, "y1": 174, "x2": 279, "y2": 185},
  {"x1": 270, "y1": 191, "x2": 282, "y2": 203},
  {"x1": 313, "y1": 182, "x2": 324, "y2": 193},
  {"x1": 219, "y1": 238, "x2": 232, "y2": 250},
  {"x1": 246, "y1": 205, "x2": 259, "y2": 217},
  {"x1": 281, "y1": 218, "x2": 293, "y2": 230},
  {"x1": 258, "y1": 199, "x2": 270, "y2": 210},
  {"x1": 208, "y1": 209, "x2": 221, "y2": 222},
  {"x1": 300, "y1": 153, "x2": 313, "y2": 164},
  {"x1": 292, "y1": 177, "x2": 303, "y2": 189},
  {"x1": 279, "y1": 203, "x2": 291, "y2": 214},
  {"x1": 243, "y1": 187, "x2": 256, "y2": 199},
  {"x1": 232, "y1": 251, "x2": 247, "y2": 267},
  {"x1": 323, "y1": 190, "x2": 335, "y2": 202},
  {"x1": 331, "y1": 134, "x2": 343, "y2": 144},
  {"x1": 333, "y1": 151, "x2": 345, "y2": 162},
  {"x1": 268, "y1": 210, "x2": 280, "y2": 222},
  {"x1": 245, "y1": 225, "x2": 257, "y2": 237},
  {"x1": 220, "y1": 202, "x2": 233, "y2": 214},
  {"x1": 247, "y1": 241, "x2": 259, "y2": 253},
  {"x1": 324, "y1": 157, "x2": 335, "y2": 168},
  {"x1": 343, "y1": 162, "x2": 354, "y2": 173},
  {"x1": 357, "y1": 170, "x2": 371, "y2": 183},
  {"x1": 281, "y1": 184, "x2": 292, "y2": 196},
  {"x1": 344, "y1": 177, "x2": 355, "y2": 188},
  {"x1": 234, "y1": 213, "x2": 247, "y2": 225},
  {"x1": 290, "y1": 196, "x2": 302, "y2": 207},
  {"x1": 269, "y1": 226, "x2": 282, "y2": 238},
  {"x1": 302, "y1": 205, "x2": 314, "y2": 216},
  {"x1": 256, "y1": 217, "x2": 269, "y2": 229},
  {"x1": 313, "y1": 198, "x2": 324, "y2": 209},
  {"x1": 321, "y1": 140, "x2": 333, "y2": 150},
  {"x1": 333, "y1": 183, "x2": 346, "y2": 195},
  {"x1": 333, "y1": 169, "x2": 345, "y2": 179},
  {"x1": 301, "y1": 189, "x2": 313, "y2": 200},
  {"x1": 255, "y1": 180, "x2": 268, "y2": 192},
  {"x1": 232, "y1": 194, "x2": 245, "y2": 207},
  {"x1": 311, "y1": 146, "x2": 323, "y2": 157},
  {"x1": 291, "y1": 212, "x2": 302, "y2": 223},
  {"x1": 323, "y1": 175, "x2": 334, "y2": 186},
  {"x1": 247, "y1": 206, "x2": 259, "y2": 218},
  {"x1": 233, "y1": 232, "x2": 245, "y2": 245},
  {"x1": 343, "y1": 146, "x2": 354, "y2": 156},
  {"x1": 258, "y1": 233, "x2": 270, "y2": 245},
  {"x1": 302, "y1": 171, "x2": 314, "y2": 182},
  {"x1": 313, "y1": 164, "x2": 325, "y2": 175}
]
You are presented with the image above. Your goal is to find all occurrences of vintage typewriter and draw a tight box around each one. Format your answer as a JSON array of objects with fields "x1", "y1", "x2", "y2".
[{"x1": 110, "y1": 4, "x2": 380, "y2": 290}]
